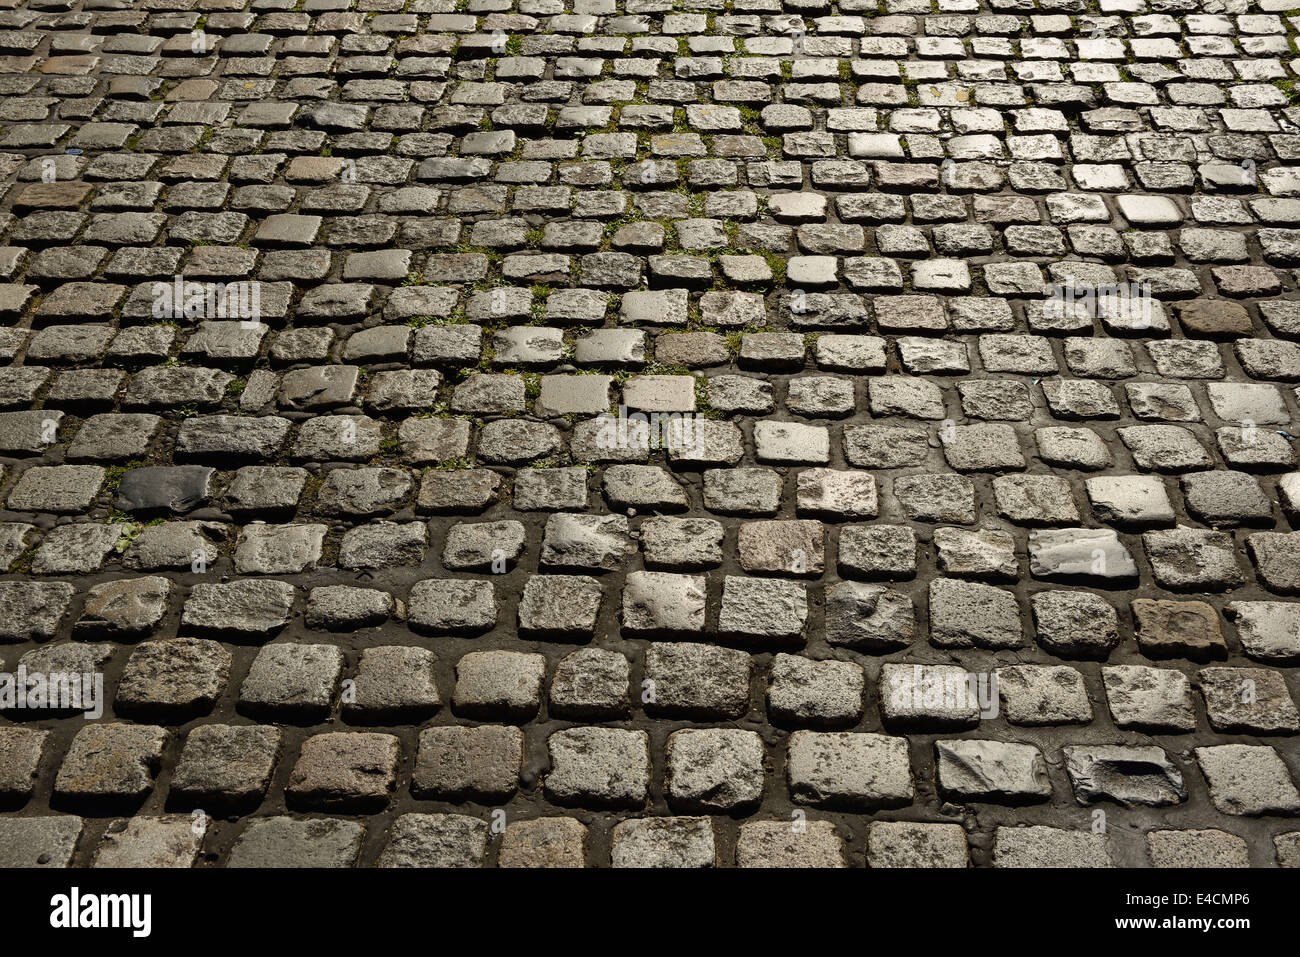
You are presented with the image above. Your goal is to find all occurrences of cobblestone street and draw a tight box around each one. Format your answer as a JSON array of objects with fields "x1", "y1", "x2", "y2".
[{"x1": 0, "y1": 0, "x2": 1297, "y2": 868}]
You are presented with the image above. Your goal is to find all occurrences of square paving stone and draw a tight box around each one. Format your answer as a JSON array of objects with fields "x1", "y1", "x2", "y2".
[
  {"x1": 1194, "y1": 745, "x2": 1300, "y2": 816},
  {"x1": 879, "y1": 663, "x2": 982, "y2": 730},
  {"x1": 754, "y1": 420, "x2": 830, "y2": 464},
  {"x1": 286, "y1": 732, "x2": 401, "y2": 812},
  {"x1": 1183, "y1": 471, "x2": 1273, "y2": 526},
  {"x1": 933, "y1": 526, "x2": 1018, "y2": 582},
  {"x1": 238, "y1": 643, "x2": 344, "y2": 722},
  {"x1": 0, "y1": 726, "x2": 48, "y2": 801},
  {"x1": 305, "y1": 586, "x2": 393, "y2": 631},
  {"x1": 639, "y1": 517, "x2": 724, "y2": 569},
  {"x1": 407, "y1": 579, "x2": 496, "y2": 635},
  {"x1": 1028, "y1": 528, "x2": 1139, "y2": 583},
  {"x1": 893, "y1": 474, "x2": 976, "y2": 524},
  {"x1": 936, "y1": 740, "x2": 1052, "y2": 804},
  {"x1": 92, "y1": 815, "x2": 204, "y2": 868},
  {"x1": 223, "y1": 466, "x2": 308, "y2": 517},
  {"x1": 376, "y1": 813, "x2": 488, "y2": 869},
  {"x1": 75, "y1": 576, "x2": 172, "y2": 638},
  {"x1": 621, "y1": 571, "x2": 707, "y2": 636},
  {"x1": 549, "y1": 648, "x2": 631, "y2": 720},
  {"x1": 738, "y1": 519, "x2": 825, "y2": 577},
  {"x1": 412, "y1": 725, "x2": 523, "y2": 802},
  {"x1": 941, "y1": 423, "x2": 1025, "y2": 472},
  {"x1": 993, "y1": 826, "x2": 1112, "y2": 868},
  {"x1": 339, "y1": 521, "x2": 429, "y2": 569},
  {"x1": 929, "y1": 578, "x2": 1023, "y2": 649},
  {"x1": 1227, "y1": 600, "x2": 1300, "y2": 663},
  {"x1": 344, "y1": 646, "x2": 441, "y2": 721},
  {"x1": 169, "y1": 725, "x2": 283, "y2": 811},
  {"x1": 703, "y1": 468, "x2": 783, "y2": 515},
  {"x1": 665, "y1": 729, "x2": 765, "y2": 813},
  {"x1": 540, "y1": 513, "x2": 636, "y2": 571},
  {"x1": 545, "y1": 727, "x2": 650, "y2": 809},
  {"x1": 610, "y1": 817, "x2": 716, "y2": 868},
  {"x1": 718, "y1": 576, "x2": 808, "y2": 643},
  {"x1": 991, "y1": 474, "x2": 1081, "y2": 526},
  {"x1": 644, "y1": 642, "x2": 751, "y2": 719},
  {"x1": 825, "y1": 582, "x2": 916, "y2": 651},
  {"x1": 1246, "y1": 532, "x2": 1300, "y2": 595},
  {"x1": 1085, "y1": 475, "x2": 1176, "y2": 528},
  {"x1": 1131, "y1": 598, "x2": 1227, "y2": 660},
  {"x1": 786, "y1": 731, "x2": 913, "y2": 810},
  {"x1": 837, "y1": 525, "x2": 918, "y2": 580},
  {"x1": 1146, "y1": 829, "x2": 1250, "y2": 869},
  {"x1": 234, "y1": 523, "x2": 326, "y2": 575},
  {"x1": 1143, "y1": 527, "x2": 1244, "y2": 591},
  {"x1": 7, "y1": 465, "x2": 104, "y2": 513},
  {"x1": 735, "y1": 820, "x2": 846, "y2": 868},
  {"x1": 30, "y1": 522, "x2": 121, "y2": 575},
  {"x1": 499, "y1": 818, "x2": 587, "y2": 869},
  {"x1": 228, "y1": 817, "x2": 364, "y2": 868},
  {"x1": 518, "y1": 574, "x2": 603, "y2": 638},
  {"x1": 996, "y1": 665, "x2": 1092, "y2": 725},
  {"x1": 513, "y1": 468, "x2": 590, "y2": 512},
  {"x1": 54, "y1": 724, "x2": 168, "y2": 808},
  {"x1": 1031, "y1": 590, "x2": 1120, "y2": 660},
  {"x1": 417, "y1": 468, "x2": 500, "y2": 513},
  {"x1": 181, "y1": 580, "x2": 295, "y2": 638},
  {"x1": 1101, "y1": 665, "x2": 1198, "y2": 733},
  {"x1": 452, "y1": 650, "x2": 546, "y2": 721},
  {"x1": 867, "y1": 821, "x2": 969, "y2": 868},
  {"x1": 767, "y1": 654, "x2": 864, "y2": 728},
  {"x1": 115, "y1": 465, "x2": 215, "y2": 515},
  {"x1": 1198, "y1": 667, "x2": 1300, "y2": 734},
  {"x1": 115, "y1": 638, "x2": 231, "y2": 719},
  {"x1": 0, "y1": 816, "x2": 84, "y2": 867}
]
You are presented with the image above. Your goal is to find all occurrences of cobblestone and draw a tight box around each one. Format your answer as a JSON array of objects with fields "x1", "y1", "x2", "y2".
[{"x1": 0, "y1": 0, "x2": 1298, "y2": 871}]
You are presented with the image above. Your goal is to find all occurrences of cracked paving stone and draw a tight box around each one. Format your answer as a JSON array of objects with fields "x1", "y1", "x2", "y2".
[
  {"x1": 286, "y1": 732, "x2": 401, "y2": 812},
  {"x1": 936, "y1": 740, "x2": 1052, "y2": 804},
  {"x1": 1063, "y1": 745, "x2": 1187, "y2": 808}
]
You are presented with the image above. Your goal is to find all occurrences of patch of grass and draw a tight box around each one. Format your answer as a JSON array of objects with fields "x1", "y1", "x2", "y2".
[
  {"x1": 432, "y1": 456, "x2": 473, "y2": 471},
  {"x1": 103, "y1": 461, "x2": 144, "y2": 492}
]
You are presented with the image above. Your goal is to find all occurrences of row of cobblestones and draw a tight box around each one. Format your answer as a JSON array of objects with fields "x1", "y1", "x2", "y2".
[{"x1": 0, "y1": 0, "x2": 1298, "y2": 868}]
